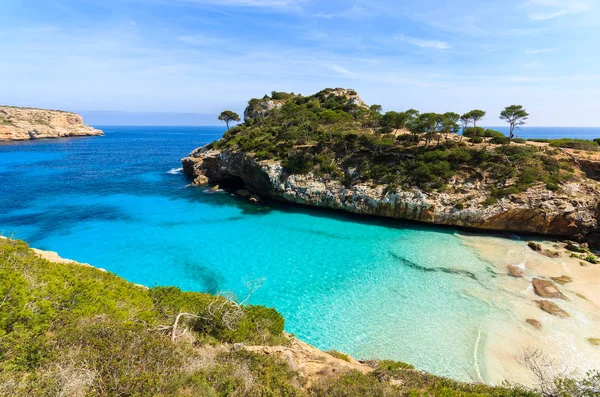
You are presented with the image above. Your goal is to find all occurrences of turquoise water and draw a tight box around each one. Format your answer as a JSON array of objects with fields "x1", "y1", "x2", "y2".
[{"x1": 0, "y1": 126, "x2": 525, "y2": 381}]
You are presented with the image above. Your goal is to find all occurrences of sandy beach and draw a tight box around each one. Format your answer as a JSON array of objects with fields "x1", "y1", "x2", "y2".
[{"x1": 459, "y1": 234, "x2": 600, "y2": 387}]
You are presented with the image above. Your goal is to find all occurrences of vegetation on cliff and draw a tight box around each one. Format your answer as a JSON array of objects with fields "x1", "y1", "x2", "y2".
[
  {"x1": 210, "y1": 89, "x2": 582, "y2": 198},
  {"x1": 0, "y1": 237, "x2": 556, "y2": 396}
]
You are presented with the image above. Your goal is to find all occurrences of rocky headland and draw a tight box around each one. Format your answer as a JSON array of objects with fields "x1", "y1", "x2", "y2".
[
  {"x1": 0, "y1": 106, "x2": 103, "y2": 141},
  {"x1": 183, "y1": 88, "x2": 600, "y2": 245}
]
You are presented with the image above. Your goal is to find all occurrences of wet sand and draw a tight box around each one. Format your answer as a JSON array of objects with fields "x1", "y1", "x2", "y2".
[{"x1": 459, "y1": 234, "x2": 600, "y2": 386}]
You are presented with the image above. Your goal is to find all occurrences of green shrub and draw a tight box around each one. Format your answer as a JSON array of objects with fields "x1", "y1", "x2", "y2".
[
  {"x1": 469, "y1": 136, "x2": 483, "y2": 144},
  {"x1": 463, "y1": 127, "x2": 485, "y2": 137},
  {"x1": 549, "y1": 138, "x2": 599, "y2": 151},
  {"x1": 513, "y1": 138, "x2": 526, "y2": 143}
]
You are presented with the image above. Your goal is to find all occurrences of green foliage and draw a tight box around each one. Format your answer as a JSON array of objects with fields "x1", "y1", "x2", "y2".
[
  {"x1": 549, "y1": 138, "x2": 599, "y2": 151},
  {"x1": 0, "y1": 238, "x2": 290, "y2": 396},
  {"x1": 500, "y1": 105, "x2": 529, "y2": 139},
  {"x1": 327, "y1": 350, "x2": 351, "y2": 362},
  {"x1": 463, "y1": 127, "x2": 485, "y2": 137},
  {"x1": 218, "y1": 110, "x2": 241, "y2": 131}
]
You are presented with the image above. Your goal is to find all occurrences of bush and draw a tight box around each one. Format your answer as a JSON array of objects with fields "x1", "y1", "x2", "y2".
[
  {"x1": 463, "y1": 127, "x2": 485, "y2": 137},
  {"x1": 491, "y1": 136, "x2": 509, "y2": 144},
  {"x1": 549, "y1": 138, "x2": 599, "y2": 151},
  {"x1": 469, "y1": 136, "x2": 483, "y2": 144},
  {"x1": 513, "y1": 138, "x2": 526, "y2": 143},
  {"x1": 483, "y1": 129, "x2": 505, "y2": 138}
]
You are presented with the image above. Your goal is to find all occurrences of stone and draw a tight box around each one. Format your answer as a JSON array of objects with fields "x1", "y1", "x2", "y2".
[
  {"x1": 526, "y1": 319, "x2": 542, "y2": 330},
  {"x1": 588, "y1": 338, "x2": 600, "y2": 346},
  {"x1": 249, "y1": 194, "x2": 262, "y2": 203},
  {"x1": 193, "y1": 175, "x2": 209, "y2": 185},
  {"x1": 551, "y1": 275, "x2": 573, "y2": 285},
  {"x1": 532, "y1": 278, "x2": 567, "y2": 300},
  {"x1": 210, "y1": 184, "x2": 220, "y2": 192},
  {"x1": 527, "y1": 242, "x2": 542, "y2": 252},
  {"x1": 535, "y1": 300, "x2": 570, "y2": 318},
  {"x1": 507, "y1": 264, "x2": 524, "y2": 277},
  {"x1": 236, "y1": 189, "x2": 251, "y2": 198},
  {"x1": 541, "y1": 250, "x2": 561, "y2": 258},
  {"x1": 565, "y1": 241, "x2": 588, "y2": 253}
]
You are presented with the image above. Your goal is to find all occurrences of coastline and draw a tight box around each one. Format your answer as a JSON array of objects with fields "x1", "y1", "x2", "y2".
[{"x1": 457, "y1": 233, "x2": 600, "y2": 386}]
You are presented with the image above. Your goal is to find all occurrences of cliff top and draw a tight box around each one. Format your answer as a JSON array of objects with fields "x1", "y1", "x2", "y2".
[{"x1": 210, "y1": 88, "x2": 600, "y2": 202}]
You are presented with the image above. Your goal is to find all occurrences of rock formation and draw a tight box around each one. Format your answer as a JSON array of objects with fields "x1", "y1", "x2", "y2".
[
  {"x1": 0, "y1": 106, "x2": 103, "y2": 141},
  {"x1": 182, "y1": 147, "x2": 600, "y2": 242}
]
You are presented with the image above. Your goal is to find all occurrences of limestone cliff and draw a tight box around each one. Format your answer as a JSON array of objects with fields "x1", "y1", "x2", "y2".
[
  {"x1": 183, "y1": 147, "x2": 600, "y2": 243},
  {"x1": 0, "y1": 106, "x2": 103, "y2": 141}
]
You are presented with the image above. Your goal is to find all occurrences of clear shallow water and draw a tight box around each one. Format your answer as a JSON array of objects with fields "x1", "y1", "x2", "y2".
[{"x1": 1, "y1": 126, "x2": 584, "y2": 381}]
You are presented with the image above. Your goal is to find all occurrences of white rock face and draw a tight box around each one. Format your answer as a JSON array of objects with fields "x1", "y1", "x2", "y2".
[
  {"x1": 0, "y1": 106, "x2": 103, "y2": 141},
  {"x1": 182, "y1": 148, "x2": 600, "y2": 241}
]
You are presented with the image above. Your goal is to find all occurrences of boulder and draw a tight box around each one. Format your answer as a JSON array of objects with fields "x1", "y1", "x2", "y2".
[
  {"x1": 551, "y1": 275, "x2": 573, "y2": 285},
  {"x1": 541, "y1": 250, "x2": 561, "y2": 258},
  {"x1": 236, "y1": 189, "x2": 251, "y2": 198},
  {"x1": 526, "y1": 319, "x2": 542, "y2": 330},
  {"x1": 507, "y1": 264, "x2": 524, "y2": 277},
  {"x1": 535, "y1": 300, "x2": 570, "y2": 318},
  {"x1": 210, "y1": 184, "x2": 220, "y2": 192},
  {"x1": 527, "y1": 242, "x2": 542, "y2": 252},
  {"x1": 532, "y1": 278, "x2": 567, "y2": 300},
  {"x1": 565, "y1": 241, "x2": 588, "y2": 253},
  {"x1": 588, "y1": 338, "x2": 600, "y2": 346}
]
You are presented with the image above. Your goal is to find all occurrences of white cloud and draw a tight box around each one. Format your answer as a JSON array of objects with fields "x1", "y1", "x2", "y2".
[
  {"x1": 313, "y1": 5, "x2": 377, "y2": 20},
  {"x1": 523, "y1": 48, "x2": 557, "y2": 54},
  {"x1": 524, "y1": 0, "x2": 591, "y2": 20},
  {"x1": 177, "y1": 34, "x2": 225, "y2": 46},
  {"x1": 324, "y1": 63, "x2": 357, "y2": 78},
  {"x1": 170, "y1": 0, "x2": 305, "y2": 8},
  {"x1": 397, "y1": 35, "x2": 451, "y2": 50}
]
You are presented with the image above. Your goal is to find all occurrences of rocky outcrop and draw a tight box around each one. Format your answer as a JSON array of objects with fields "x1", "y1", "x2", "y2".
[
  {"x1": 535, "y1": 300, "x2": 570, "y2": 318},
  {"x1": 182, "y1": 147, "x2": 600, "y2": 242},
  {"x1": 0, "y1": 106, "x2": 103, "y2": 141}
]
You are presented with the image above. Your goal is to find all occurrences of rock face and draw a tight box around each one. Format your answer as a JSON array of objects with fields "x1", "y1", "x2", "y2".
[
  {"x1": 0, "y1": 106, "x2": 103, "y2": 141},
  {"x1": 182, "y1": 148, "x2": 600, "y2": 242}
]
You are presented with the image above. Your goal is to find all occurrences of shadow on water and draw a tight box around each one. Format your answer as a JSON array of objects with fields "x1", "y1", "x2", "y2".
[
  {"x1": 181, "y1": 260, "x2": 223, "y2": 294},
  {"x1": 0, "y1": 205, "x2": 131, "y2": 241}
]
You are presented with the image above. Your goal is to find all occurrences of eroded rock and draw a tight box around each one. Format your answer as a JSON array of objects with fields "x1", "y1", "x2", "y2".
[
  {"x1": 526, "y1": 319, "x2": 542, "y2": 330},
  {"x1": 507, "y1": 264, "x2": 525, "y2": 277}
]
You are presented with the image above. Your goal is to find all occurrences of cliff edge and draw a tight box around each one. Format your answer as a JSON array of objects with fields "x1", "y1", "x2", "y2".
[
  {"x1": 183, "y1": 88, "x2": 600, "y2": 245},
  {"x1": 0, "y1": 106, "x2": 103, "y2": 141}
]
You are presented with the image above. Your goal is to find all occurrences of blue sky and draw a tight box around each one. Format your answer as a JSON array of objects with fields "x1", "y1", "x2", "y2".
[{"x1": 1, "y1": 0, "x2": 599, "y2": 126}]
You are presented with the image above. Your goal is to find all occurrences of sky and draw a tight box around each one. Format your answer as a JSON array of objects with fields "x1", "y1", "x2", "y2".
[{"x1": 1, "y1": 0, "x2": 599, "y2": 126}]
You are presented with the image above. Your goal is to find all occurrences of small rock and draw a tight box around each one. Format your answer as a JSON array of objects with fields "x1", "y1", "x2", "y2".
[
  {"x1": 249, "y1": 194, "x2": 262, "y2": 203},
  {"x1": 193, "y1": 175, "x2": 209, "y2": 185},
  {"x1": 526, "y1": 319, "x2": 542, "y2": 330},
  {"x1": 507, "y1": 264, "x2": 524, "y2": 277},
  {"x1": 551, "y1": 275, "x2": 573, "y2": 285},
  {"x1": 588, "y1": 338, "x2": 600, "y2": 346},
  {"x1": 236, "y1": 189, "x2": 251, "y2": 198},
  {"x1": 565, "y1": 241, "x2": 588, "y2": 253},
  {"x1": 210, "y1": 184, "x2": 220, "y2": 192},
  {"x1": 532, "y1": 278, "x2": 567, "y2": 300},
  {"x1": 542, "y1": 250, "x2": 561, "y2": 258},
  {"x1": 535, "y1": 300, "x2": 570, "y2": 318},
  {"x1": 528, "y1": 242, "x2": 542, "y2": 252}
]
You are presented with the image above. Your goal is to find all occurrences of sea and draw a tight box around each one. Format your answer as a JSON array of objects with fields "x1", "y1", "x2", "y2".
[{"x1": 1, "y1": 125, "x2": 598, "y2": 382}]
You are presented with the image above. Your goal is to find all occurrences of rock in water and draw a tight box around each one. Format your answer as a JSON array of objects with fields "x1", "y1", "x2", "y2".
[
  {"x1": 236, "y1": 189, "x2": 251, "y2": 198},
  {"x1": 526, "y1": 319, "x2": 542, "y2": 330},
  {"x1": 0, "y1": 106, "x2": 103, "y2": 141},
  {"x1": 532, "y1": 278, "x2": 567, "y2": 300},
  {"x1": 535, "y1": 300, "x2": 570, "y2": 318},
  {"x1": 551, "y1": 275, "x2": 573, "y2": 285},
  {"x1": 507, "y1": 264, "x2": 525, "y2": 277},
  {"x1": 527, "y1": 242, "x2": 542, "y2": 252},
  {"x1": 249, "y1": 194, "x2": 262, "y2": 203}
]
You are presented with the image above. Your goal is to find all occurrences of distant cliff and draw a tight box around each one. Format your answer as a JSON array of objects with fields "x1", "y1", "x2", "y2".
[{"x1": 0, "y1": 106, "x2": 103, "y2": 141}]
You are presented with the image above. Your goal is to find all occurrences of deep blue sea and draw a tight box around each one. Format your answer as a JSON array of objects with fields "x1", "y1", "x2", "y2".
[{"x1": 0, "y1": 126, "x2": 597, "y2": 381}]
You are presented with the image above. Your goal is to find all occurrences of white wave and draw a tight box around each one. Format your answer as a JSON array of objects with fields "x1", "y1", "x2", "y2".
[{"x1": 166, "y1": 167, "x2": 183, "y2": 175}]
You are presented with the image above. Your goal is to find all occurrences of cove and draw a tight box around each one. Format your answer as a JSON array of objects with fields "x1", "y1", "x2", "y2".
[{"x1": 1, "y1": 126, "x2": 529, "y2": 382}]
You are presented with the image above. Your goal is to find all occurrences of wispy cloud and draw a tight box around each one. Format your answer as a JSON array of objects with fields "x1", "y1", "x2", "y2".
[
  {"x1": 313, "y1": 5, "x2": 377, "y2": 20},
  {"x1": 524, "y1": 0, "x2": 591, "y2": 20},
  {"x1": 524, "y1": 48, "x2": 557, "y2": 54},
  {"x1": 324, "y1": 63, "x2": 357, "y2": 78},
  {"x1": 170, "y1": 0, "x2": 305, "y2": 9},
  {"x1": 177, "y1": 34, "x2": 225, "y2": 46},
  {"x1": 397, "y1": 35, "x2": 451, "y2": 50}
]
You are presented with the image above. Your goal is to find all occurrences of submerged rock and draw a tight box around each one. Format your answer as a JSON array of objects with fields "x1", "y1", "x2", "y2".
[
  {"x1": 527, "y1": 242, "x2": 542, "y2": 252},
  {"x1": 507, "y1": 264, "x2": 525, "y2": 278},
  {"x1": 532, "y1": 278, "x2": 567, "y2": 300},
  {"x1": 526, "y1": 319, "x2": 542, "y2": 330},
  {"x1": 551, "y1": 275, "x2": 573, "y2": 285},
  {"x1": 535, "y1": 300, "x2": 570, "y2": 318}
]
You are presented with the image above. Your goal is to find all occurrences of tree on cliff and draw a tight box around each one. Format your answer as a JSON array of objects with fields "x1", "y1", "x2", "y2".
[
  {"x1": 464, "y1": 109, "x2": 486, "y2": 131},
  {"x1": 500, "y1": 105, "x2": 529, "y2": 144},
  {"x1": 218, "y1": 110, "x2": 241, "y2": 131}
]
